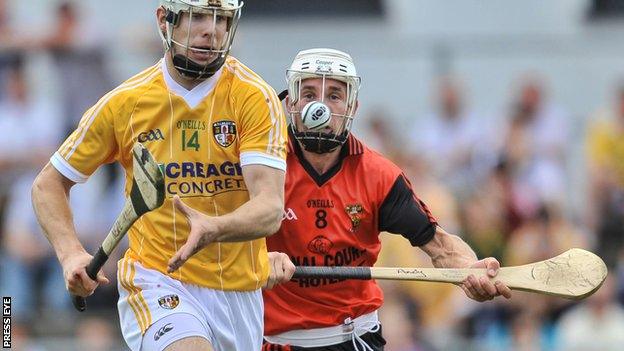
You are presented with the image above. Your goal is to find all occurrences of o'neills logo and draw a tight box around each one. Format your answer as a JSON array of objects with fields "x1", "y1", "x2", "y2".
[
  {"x1": 212, "y1": 120, "x2": 237, "y2": 147},
  {"x1": 158, "y1": 294, "x2": 179, "y2": 309}
]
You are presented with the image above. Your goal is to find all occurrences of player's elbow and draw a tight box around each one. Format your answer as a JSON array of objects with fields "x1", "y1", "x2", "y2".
[
  {"x1": 31, "y1": 166, "x2": 51, "y2": 201},
  {"x1": 263, "y1": 200, "x2": 284, "y2": 236},
  {"x1": 31, "y1": 167, "x2": 51, "y2": 220},
  {"x1": 32, "y1": 163, "x2": 73, "y2": 201}
]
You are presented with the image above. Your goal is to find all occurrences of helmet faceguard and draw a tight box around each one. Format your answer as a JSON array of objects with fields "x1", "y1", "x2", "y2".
[
  {"x1": 286, "y1": 48, "x2": 361, "y2": 154},
  {"x1": 159, "y1": 0, "x2": 243, "y2": 79}
]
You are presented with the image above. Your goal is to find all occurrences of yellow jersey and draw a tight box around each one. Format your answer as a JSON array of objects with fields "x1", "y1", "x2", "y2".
[
  {"x1": 51, "y1": 57, "x2": 287, "y2": 291},
  {"x1": 587, "y1": 117, "x2": 624, "y2": 187}
]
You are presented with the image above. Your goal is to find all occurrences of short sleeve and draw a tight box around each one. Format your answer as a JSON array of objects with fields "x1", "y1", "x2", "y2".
[
  {"x1": 378, "y1": 173, "x2": 437, "y2": 246},
  {"x1": 238, "y1": 85, "x2": 287, "y2": 171},
  {"x1": 51, "y1": 98, "x2": 118, "y2": 183}
]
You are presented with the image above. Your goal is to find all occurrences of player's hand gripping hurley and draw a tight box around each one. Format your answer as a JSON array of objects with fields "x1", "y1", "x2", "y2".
[
  {"x1": 71, "y1": 143, "x2": 165, "y2": 312},
  {"x1": 294, "y1": 248, "x2": 608, "y2": 300}
]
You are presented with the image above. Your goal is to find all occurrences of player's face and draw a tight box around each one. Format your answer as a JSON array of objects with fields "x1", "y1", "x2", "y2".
[
  {"x1": 294, "y1": 78, "x2": 351, "y2": 133},
  {"x1": 172, "y1": 10, "x2": 229, "y2": 65}
]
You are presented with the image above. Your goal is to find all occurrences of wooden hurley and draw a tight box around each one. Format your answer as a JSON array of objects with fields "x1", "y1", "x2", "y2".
[{"x1": 293, "y1": 248, "x2": 608, "y2": 300}]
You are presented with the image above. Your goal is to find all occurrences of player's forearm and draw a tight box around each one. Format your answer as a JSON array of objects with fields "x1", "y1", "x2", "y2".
[
  {"x1": 212, "y1": 191, "x2": 283, "y2": 242},
  {"x1": 420, "y1": 226, "x2": 478, "y2": 269},
  {"x1": 31, "y1": 164, "x2": 85, "y2": 263}
]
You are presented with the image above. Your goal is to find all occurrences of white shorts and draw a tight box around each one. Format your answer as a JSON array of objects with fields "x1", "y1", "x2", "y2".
[{"x1": 117, "y1": 257, "x2": 263, "y2": 351}]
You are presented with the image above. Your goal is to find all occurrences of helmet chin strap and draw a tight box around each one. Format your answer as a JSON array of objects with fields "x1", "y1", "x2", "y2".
[
  {"x1": 291, "y1": 125, "x2": 348, "y2": 154},
  {"x1": 171, "y1": 52, "x2": 224, "y2": 79}
]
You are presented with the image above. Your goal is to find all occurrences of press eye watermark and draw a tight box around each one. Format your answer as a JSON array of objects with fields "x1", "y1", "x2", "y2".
[{"x1": 2, "y1": 297, "x2": 10, "y2": 349}]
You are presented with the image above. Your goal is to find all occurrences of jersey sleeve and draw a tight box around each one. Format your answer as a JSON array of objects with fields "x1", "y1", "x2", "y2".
[
  {"x1": 238, "y1": 85, "x2": 287, "y2": 171},
  {"x1": 378, "y1": 173, "x2": 437, "y2": 246},
  {"x1": 50, "y1": 98, "x2": 118, "y2": 183}
]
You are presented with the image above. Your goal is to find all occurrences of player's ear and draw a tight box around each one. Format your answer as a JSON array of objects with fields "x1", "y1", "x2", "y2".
[
  {"x1": 156, "y1": 7, "x2": 167, "y2": 32},
  {"x1": 286, "y1": 96, "x2": 298, "y2": 114},
  {"x1": 353, "y1": 99, "x2": 359, "y2": 116}
]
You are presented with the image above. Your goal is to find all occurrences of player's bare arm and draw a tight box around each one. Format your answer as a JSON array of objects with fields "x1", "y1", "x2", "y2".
[
  {"x1": 420, "y1": 226, "x2": 512, "y2": 301},
  {"x1": 168, "y1": 164, "x2": 285, "y2": 272},
  {"x1": 31, "y1": 163, "x2": 109, "y2": 297}
]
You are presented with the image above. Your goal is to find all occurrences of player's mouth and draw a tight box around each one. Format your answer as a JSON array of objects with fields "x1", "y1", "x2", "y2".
[{"x1": 188, "y1": 47, "x2": 217, "y2": 62}]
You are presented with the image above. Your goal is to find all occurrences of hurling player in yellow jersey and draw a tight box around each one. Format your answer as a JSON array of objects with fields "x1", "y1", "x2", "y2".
[{"x1": 31, "y1": 1, "x2": 288, "y2": 350}]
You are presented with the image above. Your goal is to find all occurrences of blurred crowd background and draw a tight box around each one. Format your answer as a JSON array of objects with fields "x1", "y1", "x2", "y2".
[{"x1": 1, "y1": 0, "x2": 624, "y2": 350}]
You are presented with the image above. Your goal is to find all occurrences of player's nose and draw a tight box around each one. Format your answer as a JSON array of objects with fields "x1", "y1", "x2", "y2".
[{"x1": 196, "y1": 16, "x2": 217, "y2": 37}]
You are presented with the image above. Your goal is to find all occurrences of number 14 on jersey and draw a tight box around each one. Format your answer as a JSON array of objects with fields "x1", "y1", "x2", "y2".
[{"x1": 182, "y1": 130, "x2": 200, "y2": 151}]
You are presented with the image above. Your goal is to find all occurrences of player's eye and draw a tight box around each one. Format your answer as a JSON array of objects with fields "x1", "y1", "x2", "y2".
[
  {"x1": 329, "y1": 94, "x2": 342, "y2": 101},
  {"x1": 302, "y1": 92, "x2": 315, "y2": 100},
  {"x1": 191, "y1": 12, "x2": 207, "y2": 21}
]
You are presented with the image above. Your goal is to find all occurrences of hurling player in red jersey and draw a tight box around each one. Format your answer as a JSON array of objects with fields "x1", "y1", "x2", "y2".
[{"x1": 262, "y1": 48, "x2": 512, "y2": 351}]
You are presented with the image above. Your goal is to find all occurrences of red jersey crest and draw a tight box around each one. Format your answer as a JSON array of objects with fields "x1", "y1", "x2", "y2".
[{"x1": 345, "y1": 204, "x2": 363, "y2": 232}]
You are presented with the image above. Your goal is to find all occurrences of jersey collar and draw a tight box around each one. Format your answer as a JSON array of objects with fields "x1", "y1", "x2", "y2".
[
  {"x1": 345, "y1": 133, "x2": 365, "y2": 155},
  {"x1": 161, "y1": 57, "x2": 223, "y2": 109},
  {"x1": 288, "y1": 131, "x2": 364, "y2": 186}
]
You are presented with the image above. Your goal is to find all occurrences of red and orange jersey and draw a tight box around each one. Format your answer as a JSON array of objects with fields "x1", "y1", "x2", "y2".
[
  {"x1": 264, "y1": 133, "x2": 436, "y2": 335},
  {"x1": 52, "y1": 57, "x2": 287, "y2": 291}
]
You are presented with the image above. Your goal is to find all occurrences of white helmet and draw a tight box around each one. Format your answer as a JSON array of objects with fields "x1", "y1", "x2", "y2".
[
  {"x1": 286, "y1": 48, "x2": 361, "y2": 153},
  {"x1": 161, "y1": 0, "x2": 242, "y2": 13},
  {"x1": 159, "y1": 0, "x2": 243, "y2": 79}
]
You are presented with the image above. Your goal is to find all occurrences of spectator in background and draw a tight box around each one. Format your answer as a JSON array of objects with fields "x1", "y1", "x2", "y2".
[
  {"x1": 0, "y1": 0, "x2": 24, "y2": 233},
  {"x1": 0, "y1": 61, "x2": 58, "y2": 185},
  {"x1": 39, "y1": 1, "x2": 122, "y2": 193},
  {"x1": 555, "y1": 275, "x2": 624, "y2": 351},
  {"x1": 0, "y1": 0, "x2": 9, "y2": 41},
  {"x1": 465, "y1": 203, "x2": 589, "y2": 351},
  {"x1": 378, "y1": 290, "x2": 435, "y2": 351},
  {"x1": 586, "y1": 84, "x2": 624, "y2": 268},
  {"x1": 40, "y1": 1, "x2": 114, "y2": 136},
  {"x1": 496, "y1": 74, "x2": 569, "y2": 216},
  {"x1": 358, "y1": 108, "x2": 404, "y2": 160},
  {"x1": 0, "y1": 61, "x2": 65, "y2": 320},
  {"x1": 0, "y1": 0, "x2": 23, "y2": 73},
  {"x1": 500, "y1": 203, "x2": 587, "y2": 346},
  {"x1": 408, "y1": 75, "x2": 483, "y2": 198},
  {"x1": 503, "y1": 205, "x2": 588, "y2": 267},
  {"x1": 459, "y1": 163, "x2": 510, "y2": 260},
  {"x1": 475, "y1": 291, "x2": 557, "y2": 351}
]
